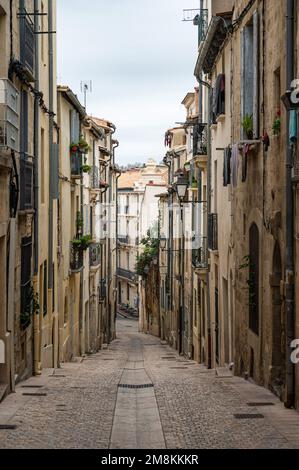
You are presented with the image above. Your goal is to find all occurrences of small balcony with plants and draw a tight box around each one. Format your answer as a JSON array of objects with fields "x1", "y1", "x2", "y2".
[
  {"x1": 193, "y1": 123, "x2": 208, "y2": 169},
  {"x1": 192, "y1": 237, "x2": 208, "y2": 272},
  {"x1": 70, "y1": 137, "x2": 91, "y2": 178}
]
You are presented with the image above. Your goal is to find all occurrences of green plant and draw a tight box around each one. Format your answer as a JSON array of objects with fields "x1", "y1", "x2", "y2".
[
  {"x1": 78, "y1": 136, "x2": 90, "y2": 154},
  {"x1": 272, "y1": 110, "x2": 281, "y2": 135},
  {"x1": 241, "y1": 114, "x2": 254, "y2": 139},
  {"x1": 70, "y1": 142, "x2": 79, "y2": 153},
  {"x1": 72, "y1": 234, "x2": 93, "y2": 251},
  {"x1": 81, "y1": 164, "x2": 91, "y2": 173},
  {"x1": 20, "y1": 286, "x2": 40, "y2": 329},
  {"x1": 135, "y1": 225, "x2": 159, "y2": 278},
  {"x1": 191, "y1": 177, "x2": 198, "y2": 189}
]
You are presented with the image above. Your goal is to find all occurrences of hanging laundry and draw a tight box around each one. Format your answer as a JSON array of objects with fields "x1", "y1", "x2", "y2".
[
  {"x1": 242, "y1": 144, "x2": 250, "y2": 182},
  {"x1": 223, "y1": 147, "x2": 231, "y2": 187},
  {"x1": 289, "y1": 110, "x2": 298, "y2": 144},
  {"x1": 231, "y1": 144, "x2": 239, "y2": 188}
]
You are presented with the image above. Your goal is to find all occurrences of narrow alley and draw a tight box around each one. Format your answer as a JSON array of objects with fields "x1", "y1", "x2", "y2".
[{"x1": 0, "y1": 318, "x2": 299, "y2": 450}]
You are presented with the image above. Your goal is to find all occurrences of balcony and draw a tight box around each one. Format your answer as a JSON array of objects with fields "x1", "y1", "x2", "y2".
[
  {"x1": 192, "y1": 237, "x2": 208, "y2": 270},
  {"x1": 193, "y1": 123, "x2": 207, "y2": 157},
  {"x1": 118, "y1": 235, "x2": 129, "y2": 245},
  {"x1": 70, "y1": 242, "x2": 84, "y2": 273},
  {"x1": 117, "y1": 268, "x2": 137, "y2": 284},
  {"x1": 71, "y1": 151, "x2": 82, "y2": 178},
  {"x1": 0, "y1": 79, "x2": 20, "y2": 152},
  {"x1": 20, "y1": 153, "x2": 33, "y2": 210},
  {"x1": 208, "y1": 214, "x2": 218, "y2": 251},
  {"x1": 20, "y1": 14, "x2": 35, "y2": 81},
  {"x1": 89, "y1": 243, "x2": 101, "y2": 269},
  {"x1": 183, "y1": 9, "x2": 208, "y2": 45}
]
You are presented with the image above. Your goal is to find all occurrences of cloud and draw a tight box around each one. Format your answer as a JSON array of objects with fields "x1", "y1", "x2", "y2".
[{"x1": 57, "y1": 0, "x2": 200, "y2": 164}]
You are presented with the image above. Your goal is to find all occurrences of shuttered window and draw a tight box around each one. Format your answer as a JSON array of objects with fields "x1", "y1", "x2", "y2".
[
  {"x1": 249, "y1": 224, "x2": 259, "y2": 335},
  {"x1": 241, "y1": 11, "x2": 259, "y2": 139}
]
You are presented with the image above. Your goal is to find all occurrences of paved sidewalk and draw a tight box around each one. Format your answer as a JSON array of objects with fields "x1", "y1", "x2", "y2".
[{"x1": 0, "y1": 317, "x2": 299, "y2": 449}]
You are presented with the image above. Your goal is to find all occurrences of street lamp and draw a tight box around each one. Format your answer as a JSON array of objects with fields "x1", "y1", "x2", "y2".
[{"x1": 175, "y1": 173, "x2": 189, "y2": 201}]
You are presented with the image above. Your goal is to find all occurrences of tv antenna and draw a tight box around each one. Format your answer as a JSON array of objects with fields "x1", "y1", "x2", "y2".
[{"x1": 80, "y1": 80, "x2": 92, "y2": 110}]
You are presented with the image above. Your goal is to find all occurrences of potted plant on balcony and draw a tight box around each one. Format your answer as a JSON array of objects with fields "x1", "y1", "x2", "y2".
[
  {"x1": 72, "y1": 234, "x2": 93, "y2": 251},
  {"x1": 81, "y1": 164, "x2": 91, "y2": 173},
  {"x1": 78, "y1": 136, "x2": 90, "y2": 154},
  {"x1": 70, "y1": 142, "x2": 79, "y2": 153},
  {"x1": 241, "y1": 114, "x2": 254, "y2": 140}
]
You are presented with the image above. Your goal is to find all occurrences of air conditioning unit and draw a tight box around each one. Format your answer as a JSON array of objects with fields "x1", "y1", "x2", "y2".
[{"x1": 0, "y1": 79, "x2": 20, "y2": 152}]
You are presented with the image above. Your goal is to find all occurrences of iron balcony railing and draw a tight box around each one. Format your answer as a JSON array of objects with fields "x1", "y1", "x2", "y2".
[
  {"x1": 183, "y1": 9, "x2": 209, "y2": 45},
  {"x1": 70, "y1": 242, "x2": 84, "y2": 272},
  {"x1": 20, "y1": 152, "x2": 33, "y2": 210},
  {"x1": 193, "y1": 123, "x2": 208, "y2": 157},
  {"x1": 118, "y1": 235, "x2": 129, "y2": 245},
  {"x1": 89, "y1": 243, "x2": 101, "y2": 268},
  {"x1": 71, "y1": 151, "x2": 82, "y2": 177},
  {"x1": 20, "y1": 13, "x2": 35, "y2": 79},
  {"x1": 192, "y1": 237, "x2": 208, "y2": 270},
  {"x1": 117, "y1": 268, "x2": 137, "y2": 283},
  {"x1": 208, "y1": 213, "x2": 218, "y2": 251}
]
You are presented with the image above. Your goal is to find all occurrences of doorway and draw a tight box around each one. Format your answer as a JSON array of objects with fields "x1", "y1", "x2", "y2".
[{"x1": 271, "y1": 243, "x2": 284, "y2": 397}]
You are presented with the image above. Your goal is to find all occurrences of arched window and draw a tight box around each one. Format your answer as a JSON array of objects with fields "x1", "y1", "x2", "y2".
[{"x1": 249, "y1": 223, "x2": 259, "y2": 335}]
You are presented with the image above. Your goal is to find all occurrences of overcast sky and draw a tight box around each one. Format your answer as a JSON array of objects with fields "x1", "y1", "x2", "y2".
[{"x1": 57, "y1": 0, "x2": 200, "y2": 165}]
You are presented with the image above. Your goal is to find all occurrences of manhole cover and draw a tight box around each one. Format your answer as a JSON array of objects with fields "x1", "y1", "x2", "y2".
[
  {"x1": 22, "y1": 393, "x2": 47, "y2": 397},
  {"x1": 21, "y1": 385, "x2": 44, "y2": 389},
  {"x1": 247, "y1": 402, "x2": 275, "y2": 407},
  {"x1": 234, "y1": 414, "x2": 264, "y2": 419},
  {"x1": 118, "y1": 384, "x2": 154, "y2": 389}
]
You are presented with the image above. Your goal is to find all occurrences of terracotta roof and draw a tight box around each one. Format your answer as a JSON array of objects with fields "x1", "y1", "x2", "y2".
[{"x1": 118, "y1": 169, "x2": 142, "y2": 189}]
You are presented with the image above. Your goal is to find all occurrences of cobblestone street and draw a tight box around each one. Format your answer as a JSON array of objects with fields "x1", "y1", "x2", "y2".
[{"x1": 0, "y1": 318, "x2": 299, "y2": 449}]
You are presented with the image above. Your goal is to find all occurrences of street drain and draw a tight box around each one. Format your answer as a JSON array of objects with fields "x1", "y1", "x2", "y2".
[
  {"x1": 21, "y1": 385, "x2": 44, "y2": 389},
  {"x1": 0, "y1": 425, "x2": 17, "y2": 430},
  {"x1": 170, "y1": 367, "x2": 188, "y2": 370},
  {"x1": 161, "y1": 357, "x2": 176, "y2": 360},
  {"x1": 234, "y1": 414, "x2": 264, "y2": 419},
  {"x1": 22, "y1": 393, "x2": 47, "y2": 397},
  {"x1": 50, "y1": 375, "x2": 66, "y2": 378},
  {"x1": 247, "y1": 402, "x2": 275, "y2": 407},
  {"x1": 118, "y1": 384, "x2": 154, "y2": 389}
]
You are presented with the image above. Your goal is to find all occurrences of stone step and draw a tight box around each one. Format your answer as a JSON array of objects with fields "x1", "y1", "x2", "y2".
[{"x1": 0, "y1": 383, "x2": 8, "y2": 403}]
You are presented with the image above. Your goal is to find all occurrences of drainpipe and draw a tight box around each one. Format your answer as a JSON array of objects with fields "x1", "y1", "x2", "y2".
[
  {"x1": 48, "y1": 0, "x2": 54, "y2": 293},
  {"x1": 285, "y1": 0, "x2": 295, "y2": 409},
  {"x1": 33, "y1": 0, "x2": 40, "y2": 376},
  {"x1": 112, "y1": 140, "x2": 120, "y2": 332},
  {"x1": 195, "y1": 74, "x2": 212, "y2": 368}
]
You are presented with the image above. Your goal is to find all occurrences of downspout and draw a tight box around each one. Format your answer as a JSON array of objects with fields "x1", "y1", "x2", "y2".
[
  {"x1": 48, "y1": 0, "x2": 54, "y2": 293},
  {"x1": 33, "y1": 0, "x2": 40, "y2": 376},
  {"x1": 195, "y1": 74, "x2": 212, "y2": 368},
  {"x1": 112, "y1": 140, "x2": 120, "y2": 331},
  {"x1": 163, "y1": 156, "x2": 171, "y2": 340},
  {"x1": 285, "y1": 0, "x2": 295, "y2": 409}
]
